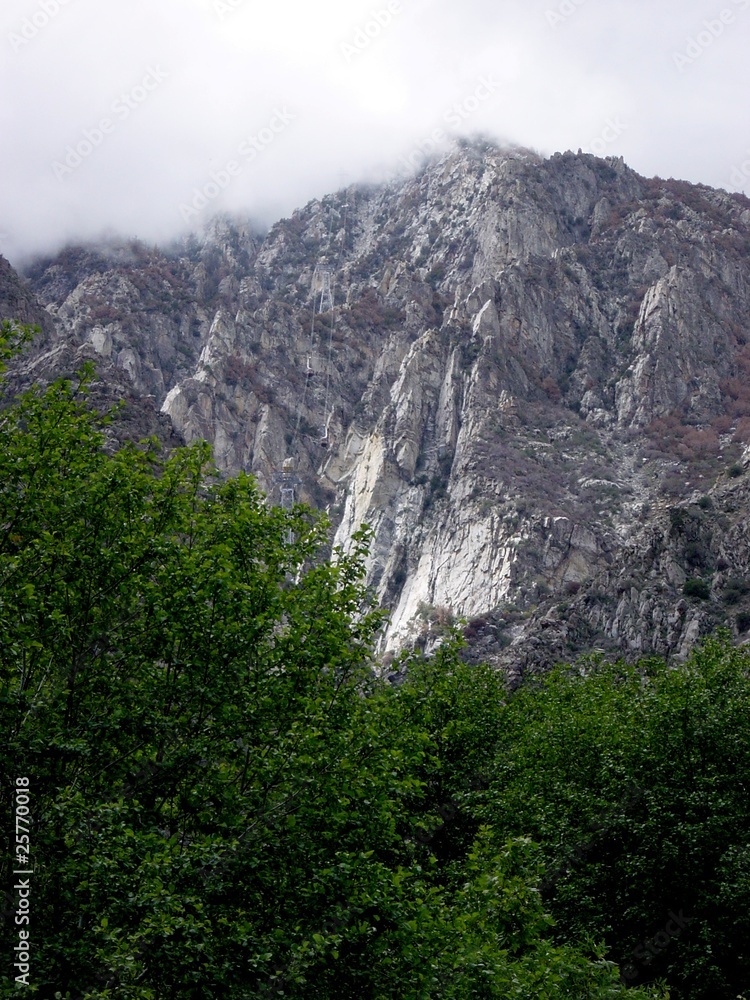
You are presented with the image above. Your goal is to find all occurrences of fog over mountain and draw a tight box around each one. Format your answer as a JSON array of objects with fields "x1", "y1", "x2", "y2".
[
  {"x1": 3, "y1": 137, "x2": 750, "y2": 671},
  {"x1": 2, "y1": 0, "x2": 750, "y2": 263},
  {"x1": 6, "y1": 6, "x2": 750, "y2": 997}
]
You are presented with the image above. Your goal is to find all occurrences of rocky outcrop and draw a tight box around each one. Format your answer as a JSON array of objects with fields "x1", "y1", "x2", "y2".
[
  {"x1": 0, "y1": 254, "x2": 54, "y2": 337},
  {"x1": 8, "y1": 141, "x2": 750, "y2": 668},
  {"x1": 0, "y1": 248, "x2": 183, "y2": 451}
]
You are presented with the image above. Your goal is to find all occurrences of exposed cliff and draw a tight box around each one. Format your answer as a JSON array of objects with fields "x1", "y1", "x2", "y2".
[{"x1": 8, "y1": 140, "x2": 750, "y2": 668}]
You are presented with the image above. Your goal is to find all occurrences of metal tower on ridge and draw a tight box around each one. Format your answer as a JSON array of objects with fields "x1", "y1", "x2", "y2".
[
  {"x1": 272, "y1": 457, "x2": 302, "y2": 545},
  {"x1": 313, "y1": 264, "x2": 334, "y2": 314},
  {"x1": 272, "y1": 458, "x2": 302, "y2": 512}
]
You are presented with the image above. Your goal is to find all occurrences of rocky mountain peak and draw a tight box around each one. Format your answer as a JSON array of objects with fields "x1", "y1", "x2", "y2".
[{"x1": 5, "y1": 140, "x2": 750, "y2": 669}]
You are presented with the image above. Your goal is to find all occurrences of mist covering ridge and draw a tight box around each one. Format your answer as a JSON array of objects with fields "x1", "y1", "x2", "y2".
[{"x1": 3, "y1": 142, "x2": 750, "y2": 670}]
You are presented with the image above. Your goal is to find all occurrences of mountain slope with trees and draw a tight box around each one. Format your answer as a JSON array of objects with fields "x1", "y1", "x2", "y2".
[
  {"x1": 1, "y1": 323, "x2": 750, "y2": 998},
  {"x1": 4, "y1": 143, "x2": 750, "y2": 668}
]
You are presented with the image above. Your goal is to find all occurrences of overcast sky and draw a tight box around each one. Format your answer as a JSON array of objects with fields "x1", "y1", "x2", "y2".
[{"x1": 1, "y1": 0, "x2": 749, "y2": 264}]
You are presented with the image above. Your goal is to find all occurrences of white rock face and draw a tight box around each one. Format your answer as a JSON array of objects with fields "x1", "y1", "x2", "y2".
[{"x1": 24, "y1": 143, "x2": 750, "y2": 666}]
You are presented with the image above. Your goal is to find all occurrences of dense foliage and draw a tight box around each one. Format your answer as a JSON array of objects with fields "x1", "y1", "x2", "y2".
[
  {"x1": 479, "y1": 637, "x2": 750, "y2": 999},
  {"x1": 0, "y1": 324, "x2": 658, "y2": 998},
  {"x1": 3, "y1": 321, "x2": 750, "y2": 998}
]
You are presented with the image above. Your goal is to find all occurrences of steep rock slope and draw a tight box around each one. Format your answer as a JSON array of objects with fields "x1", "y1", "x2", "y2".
[
  {"x1": 17, "y1": 141, "x2": 750, "y2": 664},
  {"x1": 0, "y1": 248, "x2": 183, "y2": 450}
]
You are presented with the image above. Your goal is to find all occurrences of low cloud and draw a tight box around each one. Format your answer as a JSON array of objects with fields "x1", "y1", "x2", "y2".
[{"x1": 1, "y1": 0, "x2": 749, "y2": 264}]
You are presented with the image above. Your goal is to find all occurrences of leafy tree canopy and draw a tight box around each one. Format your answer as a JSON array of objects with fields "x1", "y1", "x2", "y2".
[
  {"x1": 481, "y1": 636, "x2": 750, "y2": 999},
  {"x1": 0, "y1": 324, "x2": 660, "y2": 999}
]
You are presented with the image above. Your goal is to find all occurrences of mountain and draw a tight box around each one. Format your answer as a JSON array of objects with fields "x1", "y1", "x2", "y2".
[{"x1": 4, "y1": 140, "x2": 750, "y2": 674}]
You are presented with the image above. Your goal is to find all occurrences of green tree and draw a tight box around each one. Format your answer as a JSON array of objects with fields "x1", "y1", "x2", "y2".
[
  {"x1": 482, "y1": 637, "x2": 750, "y2": 999},
  {"x1": 0, "y1": 323, "x2": 662, "y2": 998}
]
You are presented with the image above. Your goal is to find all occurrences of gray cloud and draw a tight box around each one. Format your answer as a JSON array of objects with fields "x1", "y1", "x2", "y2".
[{"x1": 2, "y1": 0, "x2": 749, "y2": 263}]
